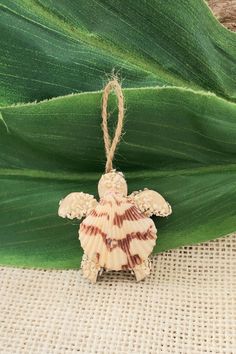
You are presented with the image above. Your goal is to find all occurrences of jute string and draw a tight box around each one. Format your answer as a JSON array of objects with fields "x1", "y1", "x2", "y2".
[{"x1": 102, "y1": 79, "x2": 125, "y2": 173}]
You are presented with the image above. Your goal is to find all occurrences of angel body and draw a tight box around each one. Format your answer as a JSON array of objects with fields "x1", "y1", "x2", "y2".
[{"x1": 58, "y1": 171, "x2": 172, "y2": 283}]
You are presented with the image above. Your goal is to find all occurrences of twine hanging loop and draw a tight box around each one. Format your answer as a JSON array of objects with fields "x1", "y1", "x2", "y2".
[{"x1": 102, "y1": 79, "x2": 125, "y2": 173}]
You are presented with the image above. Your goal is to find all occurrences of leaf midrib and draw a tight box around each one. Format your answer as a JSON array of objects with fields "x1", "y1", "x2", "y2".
[
  {"x1": 1, "y1": 164, "x2": 236, "y2": 182},
  {"x1": 1, "y1": 85, "x2": 235, "y2": 110}
]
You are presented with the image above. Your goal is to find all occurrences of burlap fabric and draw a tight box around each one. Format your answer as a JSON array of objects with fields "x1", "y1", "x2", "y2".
[{"x1": 0, "y1": 234, "x2": 235, "y2": 354}]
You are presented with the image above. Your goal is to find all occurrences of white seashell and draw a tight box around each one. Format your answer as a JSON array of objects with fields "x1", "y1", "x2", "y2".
[
  {"x1": 58, "y1": 192, "x2": 98, "y2": 219},
  {"x1": 79, "y1": 192, "x2": 157, "y2": 271},
  {"x1": 98, "y1": 171, "x2": 128, "y2": 198},
  {"x1": 131, "y1": 189, "x2": 172, "y2": 217}
]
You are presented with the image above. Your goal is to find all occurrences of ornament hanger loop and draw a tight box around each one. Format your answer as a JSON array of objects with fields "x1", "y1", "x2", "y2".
[{"x1": 102, "y1": 79, "x2": 125, "y2": 173}]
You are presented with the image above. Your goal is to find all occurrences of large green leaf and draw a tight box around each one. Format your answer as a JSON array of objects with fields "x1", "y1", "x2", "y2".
[
  {"x1": 0, "y1": 0, "x2": 235, "y2": 106},
  {"x1": 0, "y1": 0, "x2": 236, "y2": 268},
  {"x1": 0, "y1": 87, "x2": 236, "y2": 268}
]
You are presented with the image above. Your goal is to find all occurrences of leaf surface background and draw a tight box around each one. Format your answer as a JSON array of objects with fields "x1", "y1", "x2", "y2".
[{"x1": 0, "y1": 0, "x2": 235, "y2": 106}]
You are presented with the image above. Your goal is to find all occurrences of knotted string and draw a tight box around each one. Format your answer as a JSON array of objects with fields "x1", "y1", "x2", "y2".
[{"x1": 101, "y1": 79, "x2": 125, "y2": 173}]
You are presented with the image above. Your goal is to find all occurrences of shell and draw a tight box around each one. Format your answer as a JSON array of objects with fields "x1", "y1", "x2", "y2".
[
  {"x1": 131, "y1": 189, "x2": 172, "y2": 217},
  {"x1": 58, "y1": 192, "x2": 98, "y2": 220},
  {"x1": 98, "y1": 171, "x2": 128, "y2": 198},
  {"x1": 79, "y1": 192, "x2": 157, "y2": 271}
]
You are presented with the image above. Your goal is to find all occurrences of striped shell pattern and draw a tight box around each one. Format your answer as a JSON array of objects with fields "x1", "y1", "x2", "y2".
[{"x1": 79, "y1": 192, "x2": 157, "y2": 271}]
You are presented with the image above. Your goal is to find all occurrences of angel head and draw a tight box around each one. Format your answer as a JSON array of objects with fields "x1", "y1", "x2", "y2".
[{"x1": 98, "y1": 171, "x2": 128, "y2": 198}]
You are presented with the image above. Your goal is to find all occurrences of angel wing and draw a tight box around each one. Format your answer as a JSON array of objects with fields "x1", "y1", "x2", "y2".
[
  {"x1": 58, "y1": 192, "x2": 98, "y2": 220},
  {"x1": 129, "y1": 188, "x2": 172, "y2": 217}
]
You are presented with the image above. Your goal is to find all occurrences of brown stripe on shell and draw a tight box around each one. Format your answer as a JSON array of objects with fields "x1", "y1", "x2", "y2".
[
  {"x1": 80, "y1": 223, "x2": 155, "y2": 246},
  {"x1": 90, "y1": 209, "x2": 109, "y2": 220},
  {"x1": 117, "y1": 228, "x2": 155, "y2": 268},
  {"x1": 80, "y1": 222, "x2": 156, "y2": 269},
  {"x1": 96, "y1": 252, "x2": 100, "y2": 262},
  {"x1": 113, "y1": 205, "x2": 145, "y2": 227},
  {"x1": 122, "y1": 255, "x2": 142, "y2": 270},
  {"x1": 80, "y1": 223, "x2": 106, "y2": 238}
]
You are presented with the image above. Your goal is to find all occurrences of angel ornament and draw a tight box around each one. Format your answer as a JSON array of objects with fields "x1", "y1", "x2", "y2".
[{"x1": 58, "y1": 80, "x2": 172, "y2": 283}]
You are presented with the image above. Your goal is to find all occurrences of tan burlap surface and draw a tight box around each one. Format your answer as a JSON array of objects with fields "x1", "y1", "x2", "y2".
[{"x1": 0, "y1": 234, "x2": 235, "y2": 354}]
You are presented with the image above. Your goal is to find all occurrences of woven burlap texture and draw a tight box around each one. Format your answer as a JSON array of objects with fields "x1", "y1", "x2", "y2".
[{"x1": 0, "y1": 234, "x2": 235, "y2": 354}]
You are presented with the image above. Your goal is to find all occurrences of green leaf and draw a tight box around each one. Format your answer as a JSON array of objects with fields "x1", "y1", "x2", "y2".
[
  {"x1": 0, "y1": 0, "x2": 235, "y2": 106},
  {"x1": 1, "y1": 0, "x2": 236, "y2": 268},
  {"x1": 0, "y1": 87, "x2": 236, "y2": 268}
]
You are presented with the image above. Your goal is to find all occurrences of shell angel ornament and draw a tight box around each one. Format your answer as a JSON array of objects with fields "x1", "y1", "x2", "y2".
[
  {"x1": 58, "y1": 80, "x2": 172, "y2": 283},
  {"x1": 59, "y1": 171, "x2": 171, "y2": 283}
]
